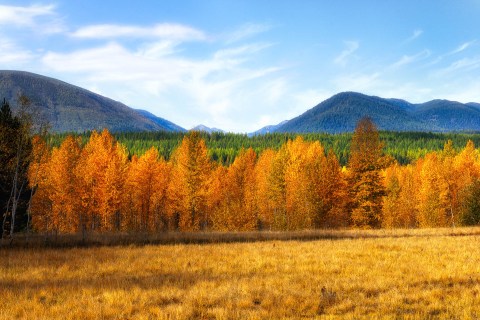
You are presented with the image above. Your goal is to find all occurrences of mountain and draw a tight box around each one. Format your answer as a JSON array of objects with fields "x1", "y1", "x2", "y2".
[
  {"x1": 0, "y1": 70, "x2": 185, "y2": 133},
  {"x1": 273, "y1": 92, "x2": 480, "y2": 134},
  {"x1": 413, "y1": 100, "x2": 480, "y2": 132},
  {"x1": 466, "y1": 102, "x2": 480, "y2": 110},
  {"x1": 249, "y1": 120, "x2": 288, "y2": 136},
  {"x1": 191, "y1": 124, "x2": 225, "y2": 133},
  {"x1": 135, "y1": 109, "x2": 186, "y2": 132}
]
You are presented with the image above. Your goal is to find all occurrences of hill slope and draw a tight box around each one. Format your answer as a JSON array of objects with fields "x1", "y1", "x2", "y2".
[
  {"x1": 135, "y1": 109, "x2": 186, "y2": 132},
  {"x1": 274, "y1": 92, "x2": 480, "y2": 133},
  {"x1": 413, "y1": 100, "x2": 480, "y2": 132},
  {"x1": 0, "y1": 70, "x2": 185, "y2": 133}
]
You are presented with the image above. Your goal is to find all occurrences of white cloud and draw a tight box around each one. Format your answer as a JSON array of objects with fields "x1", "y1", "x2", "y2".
[
  {"x1": 436, "y1": 57, "x2": 480, "y2": 76},
  {"x1": 0, "y1": 4, "x2": 55, "y2": 26},
  {"x1": 225, "y1": 23, "x2": 272, "y2": 44},
  {"x1": 213, "y1": 43, "x2": 273, "y2": 60},
  {"x1": 403, "y1": 29, "x2": 423, "y2": 44},
  {"x1": 70, "y1": 23, "x2": 206, "y2": 41},
  {"x1": 448, "y1": 40, "x2": 476, "y2": 55},
  {"x1": 389, "y1": 49, "x2": 431, "y2": 69},
  {"x1": 0, "y1": 4, "x2": 64, "y2": 34},
  {"x1": 41, "y1": 38, "x2": 282, "y2": 132},
  {"x1": 334, "y1": 41, "x2": 359, "y2": 67}
]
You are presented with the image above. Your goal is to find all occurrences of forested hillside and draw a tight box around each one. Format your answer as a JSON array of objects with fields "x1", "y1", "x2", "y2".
[
  {"x1": 274, "y1": 92, "x2": 480, "y2": 133},
  {"x1": 47, "y1": 130, "x2": 480, "y2": 166}
]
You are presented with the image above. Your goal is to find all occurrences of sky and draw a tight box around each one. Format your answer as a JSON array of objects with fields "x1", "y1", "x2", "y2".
[{"x1": 1, "y1": 1, "x2": 480, "y2": 132}]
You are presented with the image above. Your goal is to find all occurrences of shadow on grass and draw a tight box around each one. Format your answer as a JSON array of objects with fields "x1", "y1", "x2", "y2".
[
  {"x1": 0, "y1": 270, "x2": 209, "y2": 293},
  {"x1": 2, "y1": 226, "x2": 480, "y2": 249}
]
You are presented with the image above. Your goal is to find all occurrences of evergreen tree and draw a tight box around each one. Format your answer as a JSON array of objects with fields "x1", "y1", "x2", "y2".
[{"x1": 0, "y1": 97, "x2": 33, "y2": 239}]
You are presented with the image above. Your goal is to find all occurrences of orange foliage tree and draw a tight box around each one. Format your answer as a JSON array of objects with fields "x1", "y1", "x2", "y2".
[
  {"x1": 76, "y1": 129, "x2": 128, "y2": 232},
  {"x1": 214, "y1": 148, "x2": 258, "y2": 231},
  {"x1": 123, "y1": 147, "x2": 171, "y2": 232},
  {"x1": 170, "y1": 132, "x2": 212, "y2": 231},
  {"x1": 254, "y1": 149, "x2": 277, "y2": 230},
  {"x1": 382, "y1": 163, "x2": 419, "y2": 228},
  {"x1": 347, "y1": 118, "x2": 387, "y2": 228},
  {"x1": 307, "y1": 144, "x2": 348, "y2": 228},
  {"x1": 27, "y1": 126, "x2": 480, "y2": 235}
]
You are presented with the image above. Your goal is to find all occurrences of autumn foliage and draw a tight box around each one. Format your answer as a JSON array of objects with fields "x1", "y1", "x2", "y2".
[{"x1": 27, "y1": 122, "x2": 480, "y2": 234}]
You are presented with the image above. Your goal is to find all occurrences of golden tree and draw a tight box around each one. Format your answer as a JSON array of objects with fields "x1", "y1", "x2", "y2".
[
  {"x1": 210, "y1": 148, "x2": 258, "y2": 231},
  {"x1": 208, "y1": 165, "x2": 230, "y2": 230},
  {"x1": 382, "y1": 163, "x2": 419, "y2": 228},
  {"x1": 170, "y1": 132, "x2": 212, "y2": 231},
  {"x1": 254, "y1": 149, "x2": 276, "y2": 230},
  {"x1": 416, "y1": 152, "x2": 450, "y2": 227},
  {"x1": 76, "y1": 129, "x2": 127, "y2": 232},
  {"x1": 453, "y1": 140, "x2": 480, "y2": 225},
  {"x1": 284, "y1": 137, "x2": 313, "y2": 229},
  {"x1": 123, "y1": 147, "x2": 171, "y2": 232},
  {"x1": 268, "y1": 145, "x2": 288, "y2": 230},
  {"x1": 47, "y1": 136, "x2": 82, "y2": 233},
  {"x1": 347, "y1": 117, "x2": 386, "y2": 228},
  {"x1": 307, "y1": 143, "x2": 348, "y2": 228}
]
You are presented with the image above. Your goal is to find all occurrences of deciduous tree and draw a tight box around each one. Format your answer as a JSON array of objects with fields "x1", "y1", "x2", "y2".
[
  {"x1": 347, "y1": 117, "x2": 386, "y2": 228},
  {"x1": 170, "y1": 132, "x2": 212, "y2": 231}
]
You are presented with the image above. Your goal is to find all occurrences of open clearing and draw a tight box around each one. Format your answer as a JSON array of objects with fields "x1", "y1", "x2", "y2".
[{"x1": 1, "y1": 228, "x2": 480, "y2": 319}]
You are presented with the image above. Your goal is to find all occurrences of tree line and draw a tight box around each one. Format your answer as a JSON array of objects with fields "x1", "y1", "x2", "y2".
[
  {"x1": 22, "y1": 118, "x2": 480, "y2": 236},
  {"x1": 47, "y1": 130, "x2": 480, "y2": 167}
]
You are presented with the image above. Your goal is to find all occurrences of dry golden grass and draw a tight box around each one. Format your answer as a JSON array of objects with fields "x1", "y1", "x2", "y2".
[{"x1": 1, "y1": 227, "x2": 480, "y2": 319}]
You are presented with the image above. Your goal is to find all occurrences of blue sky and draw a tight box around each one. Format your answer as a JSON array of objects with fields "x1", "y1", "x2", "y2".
[{"x1": 1, "y1": 1, "x2": 480, "y2": 132}]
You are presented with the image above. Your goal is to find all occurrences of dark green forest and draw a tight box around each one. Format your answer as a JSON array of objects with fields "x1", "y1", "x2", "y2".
[{"x1": 46, "y1": 130, "x2": 480, "y2": 166}]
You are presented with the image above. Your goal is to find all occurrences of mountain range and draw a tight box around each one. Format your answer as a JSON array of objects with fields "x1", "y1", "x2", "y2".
[
  {"x1": 1, "y1": 70, "x2": 480, "y2": 134},
  {"x1": 274, "y1": 91, "x2": 480, "y2": 133}
]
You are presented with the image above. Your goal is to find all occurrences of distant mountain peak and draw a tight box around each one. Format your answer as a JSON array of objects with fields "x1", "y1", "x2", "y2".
[
  {"x1": 190, "y1": 124, "x2": 225, "y2": 133},
  {"x1": 249, "y1": 120, "x2": 288, "y2": 136}
]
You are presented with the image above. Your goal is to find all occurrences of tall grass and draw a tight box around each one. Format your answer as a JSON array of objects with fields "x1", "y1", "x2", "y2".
[{"x1": 1, "y1": 228, "x2": 480, "y2": 319}]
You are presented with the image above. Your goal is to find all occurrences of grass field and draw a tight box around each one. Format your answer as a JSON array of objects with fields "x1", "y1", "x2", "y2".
[{"x1": 1, "y1": 228, "x2": 480, "y2": 319}]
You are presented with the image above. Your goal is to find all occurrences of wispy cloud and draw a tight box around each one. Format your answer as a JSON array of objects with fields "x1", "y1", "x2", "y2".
[
  {"x1": 41, "y1": 37, "x2": 282, "y2": 131},
  {"x1": 436, "y1": 56, "x2": 480, "y2": 76},
  {"x1": 334, "y1": 41, "x2": 359, "y2": 67},
  {"x1": 448, "y1": 40, "x2": 476, "y2": 55},
  {"x1": 71, "y1": 23, "x2": 206, "y2": 41},
  {"x1": 225, "y1": 23, "x2": 272, "y2": 44},
  {"x1": 0, "y1": 4, "x2": 56, "y2": 26},
  {"x1": 389, "y1": 49, "x2": 431, "y2": 69},
  {"x1": 213, "y1": 43, "x2": 273, "y2": 60},
  {"x1": 403, "y1": 29, "x2": 423, "y2": 44}
]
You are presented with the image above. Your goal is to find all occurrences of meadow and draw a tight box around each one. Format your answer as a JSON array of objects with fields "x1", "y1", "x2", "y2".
[{"x1": 1, "y1": 228, "x2": 480, "y2": 319}]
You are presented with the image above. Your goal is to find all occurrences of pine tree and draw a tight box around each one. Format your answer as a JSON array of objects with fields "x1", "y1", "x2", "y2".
[{"x1": 0, "y1": 97, "x2": 33, "y2": 239}]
